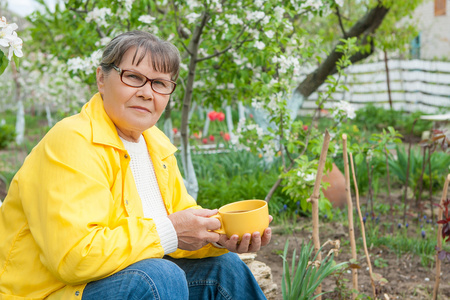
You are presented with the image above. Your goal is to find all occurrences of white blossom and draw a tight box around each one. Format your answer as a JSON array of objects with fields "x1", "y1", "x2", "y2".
[
  {"x1": 261, "y1": 142, "x2": 276, "y2": 163},
  {"x1": 186, "y1": 12, "x2": 201, "y2": 24},
  {"x1": 138, "y1": 15, "x2": 156, "y2": 24},
  {"x1": 120, "y1": 0, "x2": 134, "y2": 11},
  {"x1": 96, "y1": 37, "x2": 112, "y2": 47},
  {"x1": 267, "y1": 92, "x2": 283, "y2": 111},
  {"x1": 0, "y1": 18, "x2": 23, "y2": 61},
  {"x1": 331, "y1": 100, "x2": 356, "y2": 120},
  {"x1": 186, "y1": 0, "x2": 202, "y2": 8},
  {"x1": 272, "y1": 55, "x2": 300, "y2": 74},
  {"x1": 301, "y1": 0, "x2": 323, "y2": 10},
  {"x1": 254, "y1": 41, "x2": 265, "y2": 50},
  {"x1": 67, "y1": 49, "x2": 103, "y2": 75},
  {"x1": 246, "y1": 11, "x2": 265, "y2": 22},
  {"x1": 0, "y1": 16, "x2": 7, "y2": 28},
  {"x1": 255, "y1": 0, "x2": 265, "y2": 6},
  {"x1": 297, "y1": 170, "x2": 316, "y2": 183},
  {"x1": 265, "y1": 30, "x2": 275, "y2": 39},
  {"x1": 7, "y1": 33, "x2": 23, "y2": 60},
  {"x1": 335, "y1": 0, "x2": 344, "y2": 7},
  {"x1": 180, "y1": 63, "x2": 188, "y2": 71},
  {"x1": 226, "y1": 14, "x2": 243, "y2": 25},
  {"x1": 85, "y1": 8, "x2": 112, "y2": 27},
  {"x1": 366, "y1": 149, "x2": 373, "y2": 162},
  {"x1": 273, "y1": 7, "x2": 285, "y2": 19},
  {"x1": 251, "y1": 98, "x2": 264, "y2": 110}
]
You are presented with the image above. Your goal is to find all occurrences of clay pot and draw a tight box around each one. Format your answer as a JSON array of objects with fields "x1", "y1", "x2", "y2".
[{"x1": 322, "y1": 163, "x2": 347, "y2": 208}]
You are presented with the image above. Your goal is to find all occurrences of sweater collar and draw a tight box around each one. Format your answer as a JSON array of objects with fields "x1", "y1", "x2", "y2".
[{"x1": 84, "y1": 92, "x2": 177, "y2": 159}]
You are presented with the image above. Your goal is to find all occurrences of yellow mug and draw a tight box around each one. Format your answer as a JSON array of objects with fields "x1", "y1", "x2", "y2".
[{"x1": 211, "y1": 199, "x2": 269, "y2": 240}]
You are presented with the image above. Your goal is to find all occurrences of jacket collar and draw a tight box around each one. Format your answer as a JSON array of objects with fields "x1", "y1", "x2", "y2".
[{"x1": 84, "y1": 92, "x2": 178, "y2": 160}]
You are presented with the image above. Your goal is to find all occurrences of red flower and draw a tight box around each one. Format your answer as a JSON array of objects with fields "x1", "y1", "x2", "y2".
[
  {"x1": 173, "y1": 128, "x2": 178, "y2": 134},
  {"x1": 193, "y1": 132, "x2": 199, "y2": 139},
  {"x1": 437, "y1": 198, "x2": 450, "y2": 242},
  {"x1": 223, "y1": 133, "x2": 230, "y2": 141},
  {"x1": 208, "y1": 111, "x2": 218, "y2": 121},
  {"x1": 249, "y1": 114, "x2": 254, "y2": 119},
  {"x1": 209, "y1": 135, "x2": 215, "y2": 142},
  {"x1": 202, "y1": 138, "x2": 208, "y2": 144},
  {"x1": 217, "y1": 112, "x2": 225, "y2": 122},
  {"x1": 303, "y1": 125, "x2": 308, "y2": 131}
]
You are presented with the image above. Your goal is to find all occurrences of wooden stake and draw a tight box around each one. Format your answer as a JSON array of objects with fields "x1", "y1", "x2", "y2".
[
  {"x1": 309, "y1": 130, "x2": 331, "y2": 300},
  {"x1": 350, "y1": 153, "x2": 377, "y2": 299},
  {"x1": 432, "y1": 174, "x2": 450, "y2": 300},
  {"x1": 342, "y1": 134, "x2": 358, "y2": 299}
]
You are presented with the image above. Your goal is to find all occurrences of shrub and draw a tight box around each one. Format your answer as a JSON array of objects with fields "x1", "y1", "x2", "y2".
[
  {"x1": 186, "y1": 150, "x2": 290, "y2": 216},
  {"x1": 0, "y1": 124, "x2": 16, "y2": 149}
]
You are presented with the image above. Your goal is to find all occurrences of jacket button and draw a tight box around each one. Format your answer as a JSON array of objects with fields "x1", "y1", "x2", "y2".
[
  {"x1": 75, "y1": 291, "x2": 80, "y2": 296},
  {"x1": 124, "y1": 154, "x2": 129, "y2": 159},
  {"x1": 163, "y1": 164, "x2": 166, "y2": 169},
  {"x1": 125, "y1": 200, "x2": 129, "y2": 205}
]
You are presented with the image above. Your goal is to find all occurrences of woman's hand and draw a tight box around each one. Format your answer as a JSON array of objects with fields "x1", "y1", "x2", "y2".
[
  {"x1": 168, "y1": 208, "x2": 221, "y2": 251},
  {"x1": 217, "y1": 215, "x2": 273, "y2": 253}
]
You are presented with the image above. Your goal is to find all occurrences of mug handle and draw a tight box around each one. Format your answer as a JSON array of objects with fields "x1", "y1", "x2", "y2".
[{"x1": 210, "y1": 214, "x2": 226, "y2": 234}]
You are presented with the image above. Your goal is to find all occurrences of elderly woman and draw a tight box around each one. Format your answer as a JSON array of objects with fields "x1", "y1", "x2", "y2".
[{"x1": 0, "y1": 31, "x2": 271, "y2": 299}]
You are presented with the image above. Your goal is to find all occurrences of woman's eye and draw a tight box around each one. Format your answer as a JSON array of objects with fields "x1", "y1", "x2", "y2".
[
  {"x1": 126, "y1": 74, "x2": 142, "y2": 80},
  {"x1": 153, "y1": 80, "x2": 167, "y2": 87}
]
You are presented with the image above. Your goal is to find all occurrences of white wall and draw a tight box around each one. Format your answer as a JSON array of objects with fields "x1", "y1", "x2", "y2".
[{"x1": 413, "y1": 0, "x2": 450, "y2": 60}]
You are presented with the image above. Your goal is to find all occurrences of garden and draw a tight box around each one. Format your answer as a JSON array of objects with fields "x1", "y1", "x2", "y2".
[{"x1": 1, "y1": 0, "x2": 450, "y2": 299}]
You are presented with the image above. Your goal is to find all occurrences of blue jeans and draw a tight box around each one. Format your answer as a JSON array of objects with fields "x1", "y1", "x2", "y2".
[{"x1": 82, "y1": 252, "x2": 267, "y2": 300}]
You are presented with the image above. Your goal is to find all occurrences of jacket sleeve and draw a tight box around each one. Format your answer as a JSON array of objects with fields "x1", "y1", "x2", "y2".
[
  {"x1": 19, "y1": 124, "x2": 166, "y2": 285},
  {"x1": 167, "y1": 155, "x2": 228, "y2": 259}
]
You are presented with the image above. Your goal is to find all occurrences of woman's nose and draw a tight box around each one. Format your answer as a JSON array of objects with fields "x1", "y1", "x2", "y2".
[{"x1": 138, "y1": 81, "x2": 154, "y2": 100}]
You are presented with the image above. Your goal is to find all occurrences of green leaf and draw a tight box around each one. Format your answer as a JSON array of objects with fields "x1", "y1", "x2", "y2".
[
  {"x1": 13, "y1": 54, "x2": 20, "y2": 70},
  {"x1": 0, "y1": 52, "x2": 9, "y2": 75}
]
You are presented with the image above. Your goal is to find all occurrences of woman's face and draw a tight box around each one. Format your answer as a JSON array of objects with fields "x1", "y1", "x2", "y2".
[{"x1": 96, "y1": 47, "x2": 171, "y2": 142}]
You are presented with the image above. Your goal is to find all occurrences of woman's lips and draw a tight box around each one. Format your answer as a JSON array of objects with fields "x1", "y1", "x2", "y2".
[{"x1": 131, "y1": 106, "x2": 151, "y2": 113}]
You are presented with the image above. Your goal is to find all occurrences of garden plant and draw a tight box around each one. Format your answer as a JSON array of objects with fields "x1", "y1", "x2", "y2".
[{"x1": 2, "y1": 0, "x2": 450, "y2": 298}]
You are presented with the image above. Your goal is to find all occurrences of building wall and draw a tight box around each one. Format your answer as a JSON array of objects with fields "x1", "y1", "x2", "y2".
[{"x1": 413, "y1": 0, "x2": 450, "y2": 60}]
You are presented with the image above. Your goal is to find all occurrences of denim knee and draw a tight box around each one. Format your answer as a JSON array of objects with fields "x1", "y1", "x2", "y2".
[{"x1": 82, "y1": 258, "x2": 189, "y2": 300}]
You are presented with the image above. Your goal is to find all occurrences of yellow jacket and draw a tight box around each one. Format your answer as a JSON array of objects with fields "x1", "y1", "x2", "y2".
[{"x1": 0, "y1": 93, "x2": 227, "y2": 299}]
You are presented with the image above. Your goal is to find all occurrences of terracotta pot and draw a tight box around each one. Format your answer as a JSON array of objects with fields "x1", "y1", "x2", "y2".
[{"x1": 322, "y1": 163, "x2": 347, "y2": 208}]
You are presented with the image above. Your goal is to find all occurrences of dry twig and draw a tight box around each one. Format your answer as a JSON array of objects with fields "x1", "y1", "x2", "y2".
[
  {"x1": 342, "y1": 134, "x2": 358, "y2": 298},
  {"x1": 350, "y1": 153, "x2": 377, "y2": 299},
  {"x1": 308, "y1": 130, "x2": 331, "y2": 299}
]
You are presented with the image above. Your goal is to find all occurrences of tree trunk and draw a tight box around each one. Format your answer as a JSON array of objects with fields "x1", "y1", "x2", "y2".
[
  {"x1": 384, "y1": 50, "x2": 393, "y2": 109},
  {"x1": 293, "y1": 5, "x2": 390, "y2": 99},
  {"x1": 11, "y1": 62, "x2": 24, "y2": 145},
  {"x1": 179, "y1": 12, "x2": 210, "y2": 197}
]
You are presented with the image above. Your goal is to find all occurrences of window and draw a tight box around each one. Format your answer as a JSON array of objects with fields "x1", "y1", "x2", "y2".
[
  {"x1": 410, "y1": 34, "x2": 421, "y2": 59},
  {"x1": 435, "y1": 0, "x2": 446, "y2": 16}
]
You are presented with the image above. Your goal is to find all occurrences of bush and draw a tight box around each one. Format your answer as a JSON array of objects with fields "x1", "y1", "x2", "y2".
[
  {"x1": 0, "y1": 124, "x2": 16, "y2": 149},
  {"x1": 185, "y1": 150, "x2": 290, "y2": 216},
  {"x1": 352, "y1": 104, "x2": 432, "y2": 137}
]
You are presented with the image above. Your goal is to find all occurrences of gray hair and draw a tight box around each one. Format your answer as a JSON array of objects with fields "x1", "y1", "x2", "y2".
[{"x1": 100, "y1": 31, "x2": 181, "y2": 80}]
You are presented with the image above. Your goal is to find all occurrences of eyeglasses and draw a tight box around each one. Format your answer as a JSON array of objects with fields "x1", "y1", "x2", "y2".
[{"x1": 112, "y1": 65, "x2": 177, "y2": 95}]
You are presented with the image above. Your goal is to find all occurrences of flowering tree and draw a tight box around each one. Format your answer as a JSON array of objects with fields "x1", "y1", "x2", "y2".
[
  {"x1": 0, "y1": 16, "x2": 23, "y2": 75},
  {"x1": 25, "y1": 0, "x2": 422, "y2": 203},
  {"x1": 0, "y1": 16, "x2": 25, "y2": 144}
]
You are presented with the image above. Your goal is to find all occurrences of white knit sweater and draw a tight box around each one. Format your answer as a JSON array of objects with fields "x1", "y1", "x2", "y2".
[{"x1": 120, "y1": 135, "x2": 178, "y2": 254}]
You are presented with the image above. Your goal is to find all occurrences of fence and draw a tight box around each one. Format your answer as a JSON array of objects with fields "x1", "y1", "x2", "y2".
[{"x1": 301, "y1": 59, "x2": 450, "y2": 115}]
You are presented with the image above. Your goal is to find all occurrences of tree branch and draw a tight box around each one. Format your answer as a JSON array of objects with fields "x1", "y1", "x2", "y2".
[
  {"x1": 335, "y1": 6, "x2": 347, "y2": 38},
  {"x1": 293, "y1": 3, "x2": 390, "y2": 99}
]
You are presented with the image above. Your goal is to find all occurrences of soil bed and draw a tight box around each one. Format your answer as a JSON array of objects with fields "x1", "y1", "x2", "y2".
[{"x1": 257, "y1": 210, "x2": 450, "y2": 299}]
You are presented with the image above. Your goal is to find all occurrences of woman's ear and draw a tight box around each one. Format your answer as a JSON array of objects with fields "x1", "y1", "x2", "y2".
[{"x1": 96, "y1": 66, "x2": 105, "y2": 94}]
